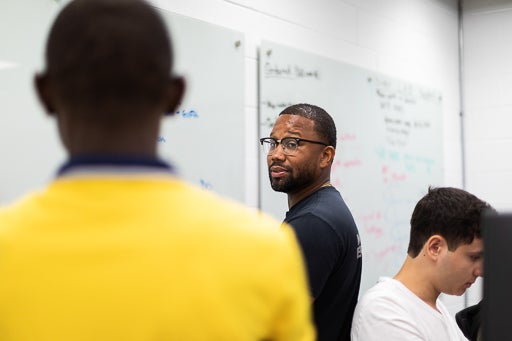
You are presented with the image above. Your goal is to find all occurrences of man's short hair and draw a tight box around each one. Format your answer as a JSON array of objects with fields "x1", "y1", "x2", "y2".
[
  {"x1": 279, "y1": 103, "x2": 337, "y2": 148},
  {"x1": 407, "y1": 186, "x2": 492, "y2": 257},
  {"x1": 45, "y1": 0, "x2": 172, "y2": 112}
]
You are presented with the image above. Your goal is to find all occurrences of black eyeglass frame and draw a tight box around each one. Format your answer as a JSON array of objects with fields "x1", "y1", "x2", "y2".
[{"x1": 259, "y1": 137, "x2": 329, "y2": 155}]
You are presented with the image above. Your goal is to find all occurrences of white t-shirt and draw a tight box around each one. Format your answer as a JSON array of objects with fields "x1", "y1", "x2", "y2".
[{"x1": 351, "y1": 277, "x2": 468, "y2": 341}]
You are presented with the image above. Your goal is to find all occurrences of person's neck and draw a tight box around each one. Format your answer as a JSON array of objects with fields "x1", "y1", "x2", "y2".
[
  {"x1": 66, "y1": 130, "x2": 159, "y2": 158},
  {"x1": 393, "y1": 256, "x2": 441, "y2": 311},
  {"x1": 287, "y1": 179, "x2": 332, "y2": 208},
  {"x1": 61, "y1": 113, "x2": 161, "y2": 158}
]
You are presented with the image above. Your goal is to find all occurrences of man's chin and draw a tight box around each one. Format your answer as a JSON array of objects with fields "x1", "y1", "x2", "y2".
[
  {"x1": 270, "y1": 179, "x2": 289, "y2": 193},
  {"x1": 271, "y1": 184, "x2": 285, "y2": 192}
]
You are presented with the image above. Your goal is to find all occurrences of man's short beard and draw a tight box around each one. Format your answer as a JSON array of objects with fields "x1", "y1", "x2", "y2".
[
  {"x1": 268, "y1": 169, "x2": 314, "y2": 194},
  {"x1": 270, "y1": 175, "x2": 293, "y2": 193}
]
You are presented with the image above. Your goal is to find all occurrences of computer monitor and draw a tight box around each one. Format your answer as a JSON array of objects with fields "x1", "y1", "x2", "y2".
[{"x1": 481, "y1": 211, "x2": 512, "y2": 341}]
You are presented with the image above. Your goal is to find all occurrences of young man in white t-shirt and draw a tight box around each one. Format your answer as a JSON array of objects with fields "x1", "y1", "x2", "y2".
[{"x1": 351, "y1": 187, "x2": 493, "y2": 341}]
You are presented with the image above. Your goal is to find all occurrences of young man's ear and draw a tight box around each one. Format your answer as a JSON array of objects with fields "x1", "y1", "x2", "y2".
[
  {"x1": 425, "y1": 235, "x2": 446, "y2": 259},
  {"x1": 164, "y1": 75, "x2": 185, "y2": 116},
  {"x1": 34, "y1": 73, "x2": 56, "y2": 116}
]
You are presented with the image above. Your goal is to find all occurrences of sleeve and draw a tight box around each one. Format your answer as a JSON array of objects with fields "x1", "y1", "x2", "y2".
[
  {"x1": 287, "y1": 213, "x2": 341, "y2": 298},
  {"x1": 272, "y1": 224, "x2": 316, "y2": 341},
  {"x1": 351, "y1": 295, "x2": 425, "y2": 341}
]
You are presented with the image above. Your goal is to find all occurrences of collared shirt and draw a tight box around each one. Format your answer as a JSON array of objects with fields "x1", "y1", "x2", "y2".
[{"x1": 56, "y1": 155, "x2": 175, "y2": 177}]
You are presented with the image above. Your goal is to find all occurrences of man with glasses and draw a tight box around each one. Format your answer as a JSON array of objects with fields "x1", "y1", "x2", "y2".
[{"x1": 260, "y1": 103, "x2": 362, "y2": 341}]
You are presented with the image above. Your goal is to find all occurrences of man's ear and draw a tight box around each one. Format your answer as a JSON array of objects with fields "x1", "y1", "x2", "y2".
[
  {"x1": 320, "y1": 146, "x2": 335, "y2": 168},
  {"x1": 425, "y1": 235, "x2": 446, "y2": 259},
  {"x1": 34, "y1": 73, "x2": 56, "y2": 116},
  {"x1": 164, "y1": 75, "x2": 186, "y2": 116}
]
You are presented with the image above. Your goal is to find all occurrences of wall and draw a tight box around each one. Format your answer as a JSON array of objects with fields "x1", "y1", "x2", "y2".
[
  {"x1": 462, "y1": 0, "x2": 512, "y2": 306},
  {"x1": 463, "y1": 0, "x2": 512, "y2": 213},
  {"x1": 0, "y1": 1, "x2": 63, "y2": 204}
]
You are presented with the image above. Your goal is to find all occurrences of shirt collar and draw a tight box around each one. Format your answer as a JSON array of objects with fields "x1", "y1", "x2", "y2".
[{"x1": 57, "y1": 154, "x2": 175, "y2": 177}]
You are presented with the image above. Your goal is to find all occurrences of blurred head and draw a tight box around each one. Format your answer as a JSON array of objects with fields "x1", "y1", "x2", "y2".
[
  {"x1": 265, "y1": 104, "x2": 336, "y2": 194},
  {"x1": 35, "y1": 0, "x2": 184, "y2": 153}
]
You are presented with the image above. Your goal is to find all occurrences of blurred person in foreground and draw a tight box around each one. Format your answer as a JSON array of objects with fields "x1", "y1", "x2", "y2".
[{"x1": 0, "y1": 1, "x2": 314, "y2": 340}]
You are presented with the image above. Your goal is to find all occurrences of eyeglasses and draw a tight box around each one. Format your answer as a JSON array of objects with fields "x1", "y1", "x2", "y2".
[{"x1": 259, "y1": 137, "x2": 328, "y2": 156}]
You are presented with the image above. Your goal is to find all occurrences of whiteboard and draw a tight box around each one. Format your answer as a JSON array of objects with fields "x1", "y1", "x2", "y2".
[
  {"x1": 0, "y1": 0, "x2": 63, "y2": 205},
  {"x1": 258, "y1": 40, "x2": 444, "y2": 293},
  {"x1": 0, "y1": 3, "x2": 246, "y2": 204},
  {"x1": 158, "y1": 10, "x2": 246, "y2": 201}
]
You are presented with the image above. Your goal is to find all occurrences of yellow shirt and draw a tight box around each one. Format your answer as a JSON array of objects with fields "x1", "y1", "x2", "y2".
[{"x1": 0, "y1": 175, "x2": 314, "y2": 341}]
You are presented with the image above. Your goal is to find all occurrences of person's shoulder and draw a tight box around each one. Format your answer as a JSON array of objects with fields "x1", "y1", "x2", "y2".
[
  {"x1": 353, "y1": 277, "x2": 416, "y2": 334},
  {"x1": 0, "y1": 188, "x2": 46, "y2": 223},
  {"x1": 176, "y1": 180, "x2": 294, "y2": 243},
  {"x1": 0, "y1": 191, "x2": 49, "y2": 243},
  {"x1": 359, "y1": 277, "x2": 396, "y2": 298},
  {"x1": 181, "y1": 181, "x2": 280, "y2": 223},
  {"x1": 315, "y1": 187, "x2": 356, "y2": 219},
  {"x1": 356, "y1": 277, "x2": 409, "y2": 311}
]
